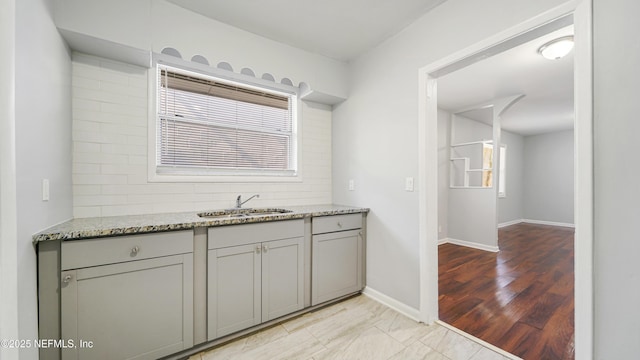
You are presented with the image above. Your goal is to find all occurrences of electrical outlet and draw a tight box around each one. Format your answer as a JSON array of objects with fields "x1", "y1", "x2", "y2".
[
  {"x1": 348, "y1": 179, "x2": 355, "y2": 191},
  {"x1": 405, "y1": 177, "x2": 414, "y2": 191}
]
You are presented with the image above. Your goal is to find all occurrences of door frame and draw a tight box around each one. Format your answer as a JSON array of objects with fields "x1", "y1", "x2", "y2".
[{"x1": 417, "y1": 0, "x2": 592, "y2": 358}]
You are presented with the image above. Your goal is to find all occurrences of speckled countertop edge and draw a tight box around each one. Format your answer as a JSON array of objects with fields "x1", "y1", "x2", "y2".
[{"x1": 32, "y1": 204, "x2": 369, "y2": 244}]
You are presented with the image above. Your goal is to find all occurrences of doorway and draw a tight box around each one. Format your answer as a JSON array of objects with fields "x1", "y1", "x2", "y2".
[{"x1": 417, "y1": 2, "x2": 592, "y2": 359}]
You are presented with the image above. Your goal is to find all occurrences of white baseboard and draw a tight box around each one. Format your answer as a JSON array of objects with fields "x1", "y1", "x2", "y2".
[
  {"x1": 522, "y1": 219, "x2": 575, "y2": 228},
  {"x1": 362, "y1": 286, "x2": 420, "y2": 322},
  {"x1": 443, "y1": 238, "x2": 499, "y2": 252},
  {"x1": 437, "y1": 238, "x2": 448, "y2": 245},
  {"x1": 498, "y1": 219, "x2": 524, "y2": 228}
]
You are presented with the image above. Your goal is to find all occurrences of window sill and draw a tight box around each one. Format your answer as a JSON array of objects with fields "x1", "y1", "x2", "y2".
[{"x1": 148, "y1": 172, "x2": 303, "y2": 183}]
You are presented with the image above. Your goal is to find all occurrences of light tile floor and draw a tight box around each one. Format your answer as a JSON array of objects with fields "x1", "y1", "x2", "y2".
[{"x1": 190, "y1": 295, "x2": 514, "y2": 360}]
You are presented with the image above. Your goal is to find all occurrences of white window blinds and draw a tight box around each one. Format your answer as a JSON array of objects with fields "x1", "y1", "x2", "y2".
[{"x1": 156, "y1": 65, "x2": 296, "y2": 175}]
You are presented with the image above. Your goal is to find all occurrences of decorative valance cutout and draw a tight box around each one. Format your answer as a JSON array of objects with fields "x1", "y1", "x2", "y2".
[
  {"x1": 155, "y1": 48, "x2": 346, "y2": 105},
  {"x1": 240, "y1": 68, "x2": 256, "y2": 77},
  {"x1": 217, "y1": 62, "x2": 233, "y2": 72},
  {"x1": 160, "y1": 47, "x2": 182, "y2": 58},
  {"x1": 191, "y1": 55, "x2": 209, "y2": 66},
  {"x1": 261, "y1": 73, "x2": 275, "y2": 82}
]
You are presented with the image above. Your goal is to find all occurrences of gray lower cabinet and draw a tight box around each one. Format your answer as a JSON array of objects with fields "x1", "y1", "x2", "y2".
[
  {"x1": 207, "y1": 220, "x2": 305, "y2": 340},
  {"x1": 59, "y1": 231, "x2": 194, "y2": 360},
  {"x1": 312, "y1": 214, "x2": 364, "y2": 306}
]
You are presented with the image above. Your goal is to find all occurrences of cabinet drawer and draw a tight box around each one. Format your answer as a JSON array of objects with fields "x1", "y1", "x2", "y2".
[
  {"x1": 208, "y1": 219, "x2": 304, "y2": 249},
  {"x1": 61, "y1": 230, "x2": 193, "y2": 270},
  {"x1": 312, "y1": 213, "x2": 362, "y2": 234}
]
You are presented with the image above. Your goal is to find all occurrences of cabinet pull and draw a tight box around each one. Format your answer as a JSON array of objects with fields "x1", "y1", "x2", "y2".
[
  {"x1": 131, "y1": 246, "x2": 140, "y2": 256},
  {"x1": 62, "y1": 274, "x2": 72, "y2": 283},
  {"x1": 255, "y1": 245, "x2": 261, "y2": 254},
  {"x1": 337, "y1": 221, "x2": 343, "y2": 228},
  {"x1": 263, "y1": 245, "x2": 268, "y2": 253}
]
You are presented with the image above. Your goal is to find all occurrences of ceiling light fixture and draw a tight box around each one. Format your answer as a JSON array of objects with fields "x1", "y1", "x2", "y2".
[{"x1": 538, "y1": 36, "x2": 574, "y2": 60}]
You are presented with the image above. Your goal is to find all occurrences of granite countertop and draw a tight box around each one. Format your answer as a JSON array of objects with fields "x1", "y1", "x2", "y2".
[{"x1": 32, "y1": 204, "x2": 369, "y2": 244}]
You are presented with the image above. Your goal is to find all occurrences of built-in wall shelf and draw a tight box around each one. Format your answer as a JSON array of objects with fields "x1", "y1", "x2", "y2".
[
  {"x1": 450, "y1": 140, "x2": 493, "y2": 148},
  {"x1": 449, "y1": 141, "x2": 493, "y2": 189}
]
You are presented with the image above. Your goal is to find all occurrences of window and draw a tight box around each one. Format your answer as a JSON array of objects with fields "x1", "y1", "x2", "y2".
[
  {"x1": 482, "y1": 143, "x2": 493, "y2": 187},
  {"x1": 154, "y1": 64, "x2": 297, "y2": 178}
]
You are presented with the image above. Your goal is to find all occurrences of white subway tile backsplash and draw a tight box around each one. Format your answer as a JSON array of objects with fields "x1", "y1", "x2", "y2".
[
  {"x1": 73, "y1": 174, "x2": 128, "y2": 185},
  {"x1": 100, "y1": 82, "x2": 146, "y2": 98},
  {"x1": 73, "y1": 142, "x2": 101, "y2": 154},
  {"x1": 74, "y1": 206, "x2": 102, "y2": 218},
  {"x1": 73, "y1": 163, "x2": 100, "y2": 175},
  {"x1": 74, "y1": 194, "x2": 128, "y2": 207},
  {"x1": 99, "y1": 103, "x2": 146, "y2": 117},
  {"x1": 72, "y1": 54, "x2": 332, "y2": 217},
  {"x1": 73, "y1": 185, "x2": 101, "y2": 196}
]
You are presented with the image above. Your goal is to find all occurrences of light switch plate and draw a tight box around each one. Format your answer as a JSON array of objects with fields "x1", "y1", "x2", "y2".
[
  {"x1": 348, "y1": 179, "x2": 355, "y2": 191},
  {"x1": 42, "y1": 179, "x2": 50, "y2": 201},
  {"x1": 405, "y1": 177, "x2": 414, "y2": 192}
]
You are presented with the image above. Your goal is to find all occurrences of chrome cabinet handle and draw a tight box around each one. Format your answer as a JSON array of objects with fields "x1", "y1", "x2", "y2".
[
  {"x1": 63, "y1": 274, "x2": 72, "y2": 283},
  {"x1": 263, "y1": 245, "x2": 268, "y2": 253},
  {"x1": 337, "y1": 221, "x2": 343, "y2": 228},
  {"x1": 131, "y1": 246, "x2": 140, "y2": 255},
  {"x1": 255, "y1": 245, "x2": 261, "y2": 254}
]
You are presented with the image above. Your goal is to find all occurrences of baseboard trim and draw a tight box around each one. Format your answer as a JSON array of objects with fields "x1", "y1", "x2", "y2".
[
  {"x1": 498, "y1": 219, "x2": 524, "y2": 228},
  {"x1": 436, "y1": 321, "x2": 523, "y2": 360},
  {"x1": 437, "y1": 238, "x2": 448, "y2": 245},
  {"x1": 442, "y1": 238, "x2": 499, "y2": 252},
  {"x1": 522, "y1": 219, "x2": 575, "y2": 228},
  {"x1": 362, "y1": 286, "x2": 420, "y2": 322}
]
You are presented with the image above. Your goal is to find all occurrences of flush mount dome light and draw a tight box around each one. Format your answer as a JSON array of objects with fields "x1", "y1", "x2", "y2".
[{"x1": 538, "y1": 36, "x2": 574, "y2": 60}]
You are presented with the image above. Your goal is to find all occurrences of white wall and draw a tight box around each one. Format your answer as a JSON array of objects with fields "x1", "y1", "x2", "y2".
[
  {"x1": 438, "y1": 110, "x2": 525, "y2": 236},
  {"x1": 0, "y1": 0, "x2": 19, "y2": 357},
  {"x1": 332, "y1": 0, "x2": 571, "y2": 309},
  {"x1": 15, "y1": 0, "x2": 73, "y2": 358},
  {"x1": 523, "y1": 130, "x2": 574, "y2": 224},
  {"x1": 447, "y1": 115, "x2": 496, "y2": 248},
  {"x1": 72, "y1": 53, "x2": 332, "y2": 217},
  {"x1": 593, "y1": 0, "x2": 640, "y2": 357},
  {"x1": 498, "y1": 130, "x2": 524, "y2": 225}
]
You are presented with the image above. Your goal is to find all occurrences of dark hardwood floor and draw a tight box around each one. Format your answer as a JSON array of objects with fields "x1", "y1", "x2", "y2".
[{"x1": 439, "y1": 223, "x2": 574, "y2": 359}]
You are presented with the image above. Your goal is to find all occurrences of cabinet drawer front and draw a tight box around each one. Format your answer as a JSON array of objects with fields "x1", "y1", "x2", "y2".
[
  {"x1": 208, "y1": 219, "x2": 304, "y2": 249},
  {"x1": 61, "y1": 230, "x2": 193, "y2": 270},
  {"x1": 312, "y1": 213, "x2": 362, "y2": 234}
]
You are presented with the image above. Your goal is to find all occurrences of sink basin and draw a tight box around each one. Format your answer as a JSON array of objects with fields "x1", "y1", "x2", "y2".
[{"x1": 198, "y1": 208, "x2": 292, "y2": 219}]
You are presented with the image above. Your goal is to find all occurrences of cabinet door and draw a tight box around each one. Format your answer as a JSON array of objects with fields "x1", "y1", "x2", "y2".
[
  {"x1": 261, "y1": 237, "x2": 304, "y2": 321},
  {"x1": 312, "y1": 229, "x2": 363, "y2": 305},
  {"x1": 61, "y1": 254, "x2": 193, "y2": 360},
  {"x1": 208, "y1": 244, "x2": 261, "y2": 340}
]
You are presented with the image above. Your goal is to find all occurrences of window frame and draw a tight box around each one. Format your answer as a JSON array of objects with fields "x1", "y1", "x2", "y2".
[{"x1": 148, "y1": 54, "x2": 302, "y2": 183}]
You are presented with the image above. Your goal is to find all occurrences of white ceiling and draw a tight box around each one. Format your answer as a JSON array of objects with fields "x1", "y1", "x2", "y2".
[
  {"x1": 165, "y1": 0, "x2": 573, "y2": 136},
  {"x1": 438, "y1": 25, "x2": 575, "y2": 136},
  {"x1": 165, "y1": 0, "x2": 447, "y2": 61}
]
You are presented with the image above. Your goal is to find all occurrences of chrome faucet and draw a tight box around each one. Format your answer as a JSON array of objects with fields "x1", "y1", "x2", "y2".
[{"x1": 236, "y1": 194, "x2": 259, "y2": 208}]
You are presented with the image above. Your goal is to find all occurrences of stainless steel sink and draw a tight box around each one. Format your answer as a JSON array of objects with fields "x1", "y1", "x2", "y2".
[{"x1": 197, "y1": 208, "x2": 292, "y2": 219}]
